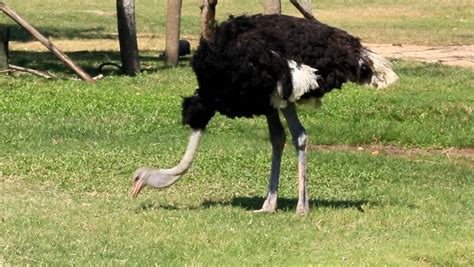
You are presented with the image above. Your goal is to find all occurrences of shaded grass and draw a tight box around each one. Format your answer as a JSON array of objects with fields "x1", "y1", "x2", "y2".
[{"x1": 1, "y1": 60, "x2": 473, "y2": 264}]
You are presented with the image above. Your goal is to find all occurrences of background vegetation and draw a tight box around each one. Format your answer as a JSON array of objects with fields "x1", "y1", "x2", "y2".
[{"x1": 1, "y1": 0, "x2": 473, "y2": 265}]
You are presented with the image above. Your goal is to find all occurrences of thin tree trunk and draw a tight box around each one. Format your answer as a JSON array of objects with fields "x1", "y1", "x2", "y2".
[
  {"x1": 263, "y1": 0, "x2": 281, "y2": 15},
  {"x1": 117, "y1": 0, "x2": 140, "y2": 76},
  {"x1": 200, "y1": 0, "x2": 218, "y2": 41},
  {"x1": 165, "y1": 0, "x2": 182, "y2": 67},
  {"x1": 0, "y1": 2, "x2": 94, "y2": 82},
  {"x1": 0, "y1": 28, "x2": 7, "y2": 71}
]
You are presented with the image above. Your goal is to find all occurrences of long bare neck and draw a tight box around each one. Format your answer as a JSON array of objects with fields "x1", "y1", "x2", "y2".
[
  {"x1": 165, "y1": 129, "x2": 203, "y2": 176},
  {"x1": 141, "y1": 129, "x2": 203, "y2": 189}
]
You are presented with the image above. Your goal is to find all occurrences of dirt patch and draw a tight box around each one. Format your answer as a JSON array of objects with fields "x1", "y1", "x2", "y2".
[
  {"x1": 309, "y1": 144, "x2": 474, "y2": 168},
  {"x1": 84, "y1": 10, "x2": 116, "y2": 17},
  {"x1": 9, "y1": 37, "x2": 474, "y2": 69},
  {"x1": 310, "y1": 144, "x2": 473, "y2": 158},
  {"x1": 366, "y1": 43, "x2": 474, "y2": 68},
  {"x1": 317, "y1": 6, "x2": 425, "y2": 21},
  {"x1": 9, "y1": 34, "x2": 199, "y2": 52}
]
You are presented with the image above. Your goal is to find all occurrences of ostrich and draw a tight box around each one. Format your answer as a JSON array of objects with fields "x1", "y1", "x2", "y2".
[{"x1": 131, "y1": 14, "x2": 398, "y2": 214}]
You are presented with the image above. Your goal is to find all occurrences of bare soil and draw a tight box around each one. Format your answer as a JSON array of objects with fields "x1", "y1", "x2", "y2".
[
  {"x1": 10, "y1": 37, "x2": 474, "y2": 68},
  {"x1": 366, "y1": 43, "x2": 474, "y2": 68},
  {"x1": 309, "y1": 144, "x2": 474, "y2": 158},
  {"x1": 309, "y1": 144, "x2": 474, "y2": 169}
]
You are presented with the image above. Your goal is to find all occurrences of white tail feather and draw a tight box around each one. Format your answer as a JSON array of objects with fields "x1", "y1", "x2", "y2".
[{"x1": 363, "y1": 50, "x2": 399, "y2": 89}]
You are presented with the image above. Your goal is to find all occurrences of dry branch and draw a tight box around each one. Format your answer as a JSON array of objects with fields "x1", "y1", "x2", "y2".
[
  {"x1": 0, "y1": 2, "x2": 95, "y2": 83},
  {"x1": 290, "y1": 0, "x2": 318, "y2": 22},
  {"x1": 7, "y1": 64, "x2": 55, "y2": 79}
]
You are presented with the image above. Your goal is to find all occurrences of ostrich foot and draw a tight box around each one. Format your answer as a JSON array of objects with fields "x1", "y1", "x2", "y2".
[
  {"x1": 296, "y1": 202, "x2": 309, "y2": 215},
  {"x1": 254, "y1": 196, "x2": 277, "y2": 213}
]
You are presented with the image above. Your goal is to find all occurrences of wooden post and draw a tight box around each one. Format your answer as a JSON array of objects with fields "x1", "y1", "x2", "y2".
[
  {"x1": 200, "y1": 0, "x2": 218, "y2": 41},
  {"x1": 165, "y1": 0, "x2": 182, "y2": 67},
  {"x1": 117, "y1": 0, "x2": 140, "y2": 76},
  {"x1": 0, "y1": 2, "x2": 94, "y2": 82},
  {"x1": 263, "y1": 0, "x2": 281, "y2": 15},
  {"x1": 0, "y1": 27, "x2": 7, "y2": 71}
]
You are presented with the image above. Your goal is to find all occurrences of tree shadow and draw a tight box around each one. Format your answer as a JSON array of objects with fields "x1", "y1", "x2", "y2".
[
  {"x1": 2, "y1": 24, "x2": 113, "y2": 42},
  {"x1": 7, "y1": 50, "x2": 192, "y2": 77}
]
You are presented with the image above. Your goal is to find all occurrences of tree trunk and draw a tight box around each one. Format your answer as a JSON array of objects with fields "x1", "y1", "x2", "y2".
[
  {"x1": 263, "y1": 0, "x2": 281, "y2": 15},
  {"x1": 200, "y1": 0, "x2": 218, "y2": 41},
  {"x1": 116, "y1": 0, "x2": 140, "y2": 76},
  {"x1": 0, "y1": 28, "x2": 8, "y2": 71},
  {"x1": 165, "y1": 0, "x2": 182, "y2": 67}
]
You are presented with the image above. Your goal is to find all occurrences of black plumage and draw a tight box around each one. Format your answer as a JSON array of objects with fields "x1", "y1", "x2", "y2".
[{"x1": 183, "y1": 14, "x2": 377, "y2": 129}]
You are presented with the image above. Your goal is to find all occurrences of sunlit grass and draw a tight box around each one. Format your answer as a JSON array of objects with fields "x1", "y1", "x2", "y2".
[
  {"x1": 1, "y1": 60, "x2": 473, "y2": 265},
  {"x1": 1, "y1": 0, "x2": 473, "y2": 264}
]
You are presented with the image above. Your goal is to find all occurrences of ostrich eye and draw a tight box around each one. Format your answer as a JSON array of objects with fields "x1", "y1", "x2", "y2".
[{"x1": 134, "y1": 176, "x2": 139, "y2": 182}]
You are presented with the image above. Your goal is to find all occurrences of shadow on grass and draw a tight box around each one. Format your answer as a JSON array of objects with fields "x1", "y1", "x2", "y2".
[
  {"x1": 7, "y1": 50, "x2": 192, "y2": 77},
  {"x1": 136, "y1": 197, "x2": 369, "y2": 213},
  {"x1": 203, "y1": 197, "x2": 369, "y2": 212},
  {"x1": 136, "y1": 202, "x2": 182, "y2": 212},
  {"x1": 3, "y1": 24, "x2": 114, "y2": 42}
]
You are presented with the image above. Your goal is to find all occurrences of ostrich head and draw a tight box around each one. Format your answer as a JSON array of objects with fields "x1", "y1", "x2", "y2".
[{"x1": 132, "y1": 167, "x2": 183, "y2": 198}]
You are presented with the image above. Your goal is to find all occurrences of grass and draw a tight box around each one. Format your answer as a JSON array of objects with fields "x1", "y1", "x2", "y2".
[
  {"x1": 1, "y1": 0, "x2": 474, "y2": 265},
  {"x1": 1, "y1": 60, "x2": 473, "y2": 265}
]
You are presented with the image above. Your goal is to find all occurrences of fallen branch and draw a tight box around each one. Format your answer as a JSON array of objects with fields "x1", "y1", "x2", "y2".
[
  {"x1": 290, "y1": 0, "x2": 318, "y2": 22},
  {"x1": 0, "y1": 2, "x2": 95, "y2": 83},
  {"x1": 8, "y1": 64, "x2": 56, "y2": 79}
]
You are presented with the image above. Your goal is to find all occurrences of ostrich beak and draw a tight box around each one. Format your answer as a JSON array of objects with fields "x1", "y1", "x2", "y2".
[{"x1": 132, "y1": 179, "x2": 144, "y2": 198}]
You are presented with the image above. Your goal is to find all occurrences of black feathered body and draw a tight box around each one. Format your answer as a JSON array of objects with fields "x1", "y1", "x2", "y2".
[{"x1": 183, "y1": 14, "x2": 377, "y2": 129}]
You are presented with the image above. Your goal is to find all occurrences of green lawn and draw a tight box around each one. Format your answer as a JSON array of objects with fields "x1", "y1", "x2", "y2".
[
  {"x1": 1, "y1": 60, "x2": 473, "y2": 265},
  {"x1": 1, "y1": 0, "x2": 474, "y2": 265}
]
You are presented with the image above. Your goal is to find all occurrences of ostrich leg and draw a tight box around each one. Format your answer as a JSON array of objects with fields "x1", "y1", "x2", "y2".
[
  {"x1": 255, "y1": 111, "x2": 286, "y2": 213},
  {"x1": 281, "y1": 103, "x2": 309, "y2": 214}
]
